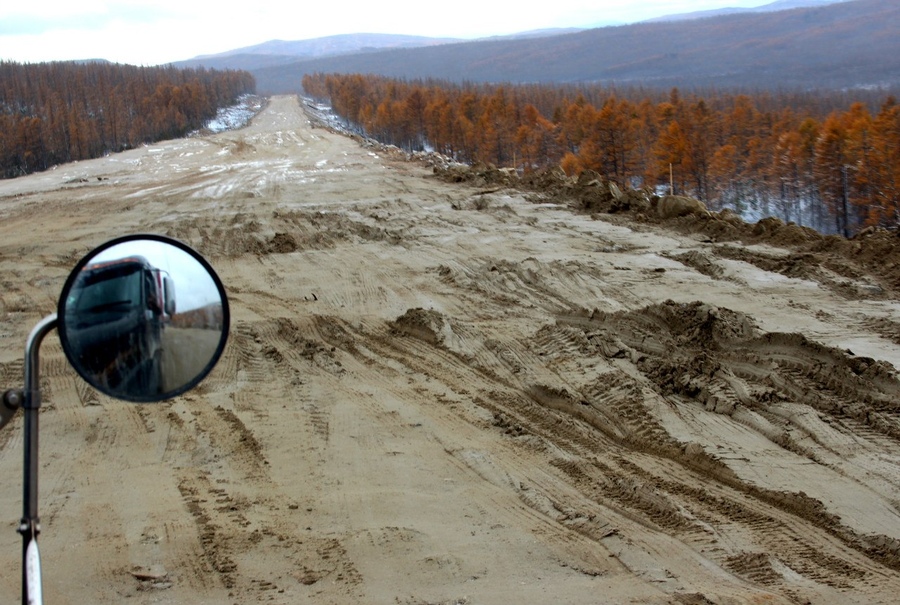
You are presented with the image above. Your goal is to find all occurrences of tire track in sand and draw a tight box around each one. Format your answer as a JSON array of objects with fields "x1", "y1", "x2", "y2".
[{"x1": 326, "y1": 301, "x2": 900, "y2": 601}]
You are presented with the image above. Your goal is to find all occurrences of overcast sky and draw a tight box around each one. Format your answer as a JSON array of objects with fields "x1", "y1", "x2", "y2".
[{"x1": 0, "y1": 1, "x2": 773, "y2": 66}]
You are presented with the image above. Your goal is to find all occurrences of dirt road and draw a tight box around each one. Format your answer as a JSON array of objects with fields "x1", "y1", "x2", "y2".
[{"x1": 1, "y1": 95, "x2": 899, "y2": 604}]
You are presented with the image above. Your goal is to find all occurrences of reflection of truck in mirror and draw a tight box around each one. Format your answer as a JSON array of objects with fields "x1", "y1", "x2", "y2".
[{"x1": 64, "y1": 255, "x2": 175, "y2": 398}]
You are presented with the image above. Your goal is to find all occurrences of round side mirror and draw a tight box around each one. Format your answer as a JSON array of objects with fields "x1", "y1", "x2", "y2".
[{"x1": 57, "y1": 234, "x2": 229, "y2": 403}]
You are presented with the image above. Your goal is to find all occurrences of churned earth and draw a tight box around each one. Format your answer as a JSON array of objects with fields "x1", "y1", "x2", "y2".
[{"x1": 1, "y1": 95, "x2": 899, "y2": 604}]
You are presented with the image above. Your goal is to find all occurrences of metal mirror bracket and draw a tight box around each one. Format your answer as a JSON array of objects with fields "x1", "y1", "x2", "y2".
[
  {"x1": 0, "y1": 313, "x2": 56, "y2": 603},
  {"x1": 17, "y1": 313, "x2": 57, "y2": 604}
]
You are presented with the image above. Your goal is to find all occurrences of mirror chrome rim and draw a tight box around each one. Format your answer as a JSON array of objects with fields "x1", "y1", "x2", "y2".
[{"x1": 57, "y1": 234, "x2": 230, "y2": 403}]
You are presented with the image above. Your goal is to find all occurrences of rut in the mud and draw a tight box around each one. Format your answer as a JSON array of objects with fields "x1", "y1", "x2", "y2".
[{"x1": 376, "y1": 299, "x2": 900, "y2": 581}]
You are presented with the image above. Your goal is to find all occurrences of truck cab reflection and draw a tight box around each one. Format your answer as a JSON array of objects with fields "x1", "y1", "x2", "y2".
[{"x1": 64, "y1": 255, "x2": 173, "y2": 398}]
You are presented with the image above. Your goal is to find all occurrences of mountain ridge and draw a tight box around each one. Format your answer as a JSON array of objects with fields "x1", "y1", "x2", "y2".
[
  {"x1": 190, "y1": 33, "x2": 463, "y2": 61},
  {"x1": 646, "y1": 0, "x2": 850, "y2": 22},
  {"x1": 178, "y1": 0, "x2": 849, "y2": 67},
  {"x1": 177, "y1": 0, "x2": 898, "y2": 93}
]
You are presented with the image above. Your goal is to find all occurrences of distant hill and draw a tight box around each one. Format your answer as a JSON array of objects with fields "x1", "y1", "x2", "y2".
[
  {"x1": 645, "y1": 0, "x2": 850, "y2": 22},
  {"x1": 174, "y1": 33, "x2": 462, "y2": 71},
  {"x1": 478, "y1": 28, "x2": 586, "y2": 40},
  {"x1": 180, "y1": 0, "x2": 898, "y2": 93}
]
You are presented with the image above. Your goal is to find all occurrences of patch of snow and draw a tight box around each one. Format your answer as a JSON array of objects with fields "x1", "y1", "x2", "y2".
[{"x1": 203, "y1": 95, "x2": 263, "y2": 134}]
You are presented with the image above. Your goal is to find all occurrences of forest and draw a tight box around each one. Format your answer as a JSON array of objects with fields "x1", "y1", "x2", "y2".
[
  {"x1": 0, "y1": 61, "x2": 255, "y2": 178},
  {"x1": 303, "y1": 73, "x2": 900, "y2": 236}
]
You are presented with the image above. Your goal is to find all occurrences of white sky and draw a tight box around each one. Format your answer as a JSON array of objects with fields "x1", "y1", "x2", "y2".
[
  {"x1": 0, "y1": 1, "x2": 773, "y2": 66},
  {"x1": 93, "y1": 240, "x2": 221, "y2": 311}
]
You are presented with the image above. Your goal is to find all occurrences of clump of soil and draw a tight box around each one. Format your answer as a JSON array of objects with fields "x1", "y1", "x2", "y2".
[
  {"x1": 267, "y1": 232, "x2": 298, "y2": 253},
  {"x1": 434, "y1": 162, "x2": 519, "y2": 188},
  {"x1": 667, "y1": 250, "x2": 725, "y2": 280},
  {"x1": 391, "y1": 308, "x2": 451, "y2": 346}
]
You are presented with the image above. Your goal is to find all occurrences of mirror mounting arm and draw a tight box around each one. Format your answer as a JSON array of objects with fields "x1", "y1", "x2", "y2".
[
  {"x1": 24, "y1": 314, "x2": 57, "y2": 408},
  {"x1": 18, "y1": 313, "x2": 56, "y2": 605}
]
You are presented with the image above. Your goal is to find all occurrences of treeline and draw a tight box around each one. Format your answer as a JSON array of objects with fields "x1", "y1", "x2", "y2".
[
  {"x1": 0, "y1": 61, "x2": 256, "y2": 178},
  {"x1": 303, "y1": 73, "x2": 900, "y2": 235}
]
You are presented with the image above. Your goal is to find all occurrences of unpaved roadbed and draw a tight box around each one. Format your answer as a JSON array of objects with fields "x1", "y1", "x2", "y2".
[{"x1": 1, "y1": 95, "x2": 899, "y2": 604}]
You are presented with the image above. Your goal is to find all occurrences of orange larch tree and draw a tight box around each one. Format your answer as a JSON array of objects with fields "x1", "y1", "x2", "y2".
[
  {"x1": 868, "y1": 98, "x2": 900, "y2": 226},
  {"x1": 303, "y1": 72, "x2": 900, "y2": 234}
]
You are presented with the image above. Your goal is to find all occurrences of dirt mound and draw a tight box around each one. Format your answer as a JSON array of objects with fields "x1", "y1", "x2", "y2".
[
  {"x1": 267, "y1": 232, "x2": 298, "y2": 253},
  {"x1": 391, "y1": 307, "x2": 447, "y2": 345},
  {"x1": 391, "y1": 307, "x2": 465, "y2": 348},
  {"x1": 434, "y1": 162, "x2": 519, "y2": 188},
  {"x1": 669, "y1": 210, "x2": 900, "y2": 297},
  {"x1": 432, "y1": 162, "x2": 900, "y2": 298},
  {"x1": 546, "y1": 301, "x2": 900, "y2": 570},
  {"x1": 567, "y1": 171, "x2": 643, "y2": 214},
  {"x1": 656, "y1": 195, "x2": 708, "y2": 219},
  {"x1": 667, "y1": 250, "x2": 726, "y2": 279}
]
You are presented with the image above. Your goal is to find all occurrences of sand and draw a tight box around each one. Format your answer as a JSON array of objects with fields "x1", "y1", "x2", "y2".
[{"x1": 1, "y1": 95, "x2": 899, "y2": 604}]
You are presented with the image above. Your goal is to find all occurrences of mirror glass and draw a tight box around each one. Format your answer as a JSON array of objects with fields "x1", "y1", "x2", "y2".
[{"x1": 57, "y1": 235, "x2": 229, "y2": 403}]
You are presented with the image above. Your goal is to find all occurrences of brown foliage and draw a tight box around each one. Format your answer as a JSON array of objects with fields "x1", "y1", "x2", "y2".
[
  {"x1": 305, "y1": 73, "x2": 900, "y2": 234},
  {"x1": 0, "y1": 61, "x2": 256, "y2": 178}
]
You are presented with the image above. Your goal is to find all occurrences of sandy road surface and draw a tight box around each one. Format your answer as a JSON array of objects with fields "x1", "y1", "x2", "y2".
[
  {"x1": 160, "y1": 328, "x2": 223, "y2": 393},
  {"x1": 1, "y1": 95, "x2": 900, "y2": 604}
]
